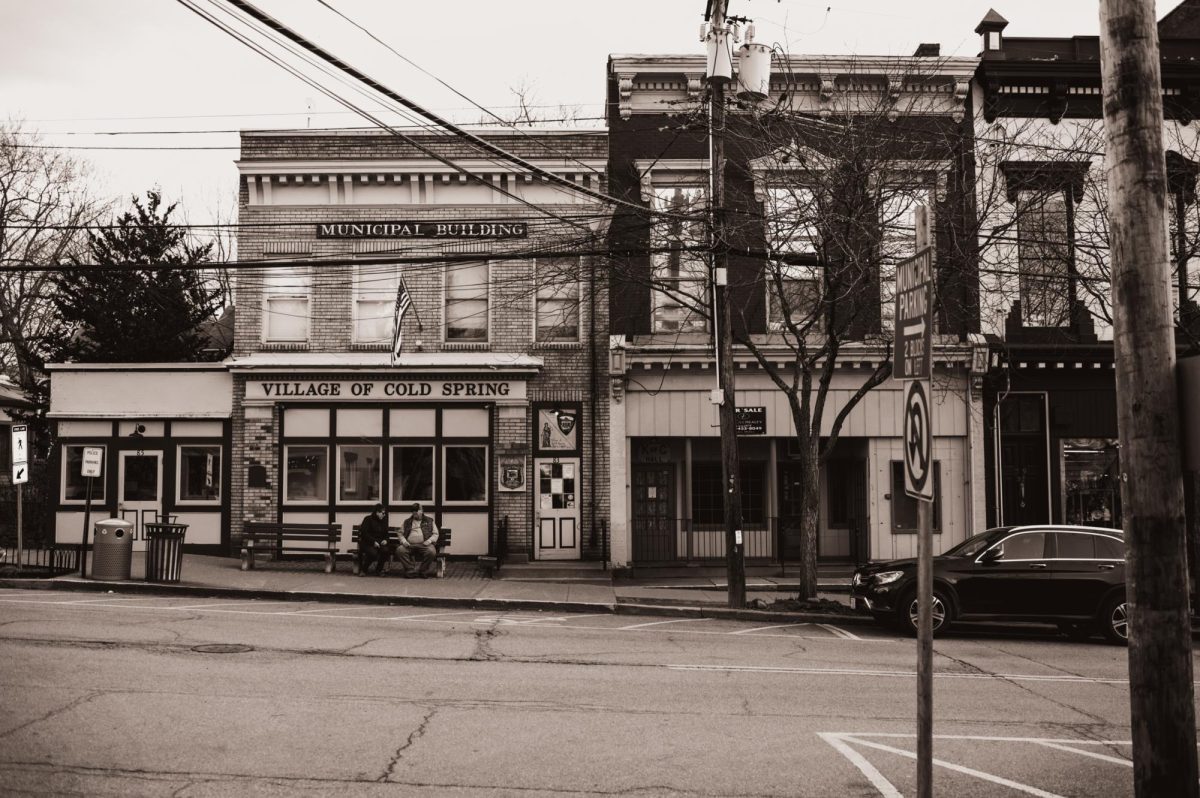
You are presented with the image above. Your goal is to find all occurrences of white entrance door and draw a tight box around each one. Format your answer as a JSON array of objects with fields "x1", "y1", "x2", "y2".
[
  {"x1": 534, "y1": 457, "x2": 581, "y2": 560},
  {"x1": 118, "y1": 450, "x2": 163, "y2": 552}
]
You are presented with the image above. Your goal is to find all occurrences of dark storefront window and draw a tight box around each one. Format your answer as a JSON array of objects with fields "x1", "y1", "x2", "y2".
[
  {"x1": 890, "y1": 461, "x2": 941, "y2": 532},
  {"x1": 338, "y1": 445, "x2": 381, "y2": 503},
  {"x1": 690, "y1": 462, "x2": 765, "y2": 525},
  {"x1": 444, "y1": 446, "x2": 487, "y2": 503},
  {"x1": 179, "y1": 445, "x2": 221, "y2": 502},
  {"x1": 285, "y1": 446, "x2": 328, "y2": 502},
  {"x1": 1061, "y1": 438, "x2": 1121, "y2": 527},
  {"x1": 391, "y1": 446, "x2": 434, "y2": 503},
  {"x1": 62, "y1": 445, "x2": 106, "y2": 502}
]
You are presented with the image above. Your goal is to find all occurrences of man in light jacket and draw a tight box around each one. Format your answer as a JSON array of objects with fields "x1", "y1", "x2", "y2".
[{"x1": 395, "y1": 502, "x2": 439, "y2": 578}]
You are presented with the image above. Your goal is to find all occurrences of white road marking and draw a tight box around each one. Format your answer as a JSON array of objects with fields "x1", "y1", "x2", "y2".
[
  {"x1": 668, "y1": 664, "x2": 1129, "y2": 685},
  {"x1": 618, "y1": 618, "x2": 713, "y2": 630},
  {"x1": 1033, "y1": 740, "x2": 1132, "y2": 766},
  {"x1": 817, "y1": 623, "x2": 861, "y2": 641},
  {"x1": 172, "y1": 601, "x2": 296, "y2": 610},
  {"x1": 831, "y1": 733, "x2": 1133, "y2": 745},
  {"x1": 730, "y1": 623, "x2": 810, "y2": 635},
  {"x1": 842, "y1": 735, "x2": 1066, "y2": 797},
  {"x1": 817, "y1": 733, "x2": 902, "y2": 798},
  {"x1": 64, "y1": 597, "x2": 159, "y2": 605},
  {"x1": 475, "y1": 616, "x2": 571, "y2": 625}
]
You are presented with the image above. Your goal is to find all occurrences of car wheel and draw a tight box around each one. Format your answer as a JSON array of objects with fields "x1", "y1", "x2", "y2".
[
  {"x1": 1100, "y1": 594, "x2": 1130, "y2": 645},
  {"x1": 900, "y1": 589, "x2": 952, "y2": 637}
]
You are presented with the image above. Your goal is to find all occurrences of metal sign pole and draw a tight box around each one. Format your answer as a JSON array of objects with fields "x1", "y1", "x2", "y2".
[
  {"x1": 916, "y1": 484, "x2": 933, "y2": 798},
  {"x1": 80, "y1": 476, "x2": 93, "y2": 578},
  {"x1": 15, "y1": 483, "x2": 22, "y2": 574}
]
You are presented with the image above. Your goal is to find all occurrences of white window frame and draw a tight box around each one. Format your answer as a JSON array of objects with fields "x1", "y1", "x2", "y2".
[
  {"x1": 336, "y1": 444, "x2": 382, "y2": 505},
  {"x1": 175, "y1": 444, "x2": 222, "y2": 506},
  {"x1": 442, "y1": 444, "x2": 489, "y2": 506},
  {"x1": 283, "y1": 444, "x2": 329, "y2": 504},
  {"x1": 444, "y1": 261, "x2": 491, "y2": 343},
  {"x1": 261, "y1": 265, "x2": 312, "y2": 343},
  {"x1": 390, "y1": 444, "x2": 435, "y2": 503},
  {"x1": 352, "y1": 264, "x2": 403, "y2": 345},
  {"x1": 61, "y1": 444, "x2": 106, "y2": 504},
  {"x1": 534, "y1": 257, "x2": 582, "y2": 343}
]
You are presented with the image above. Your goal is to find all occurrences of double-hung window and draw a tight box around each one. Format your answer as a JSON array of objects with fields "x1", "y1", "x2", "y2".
[
  {"x1": 1016, "y1": 192, "x2": 1072, "y2": 327},
  {"x1": 535, "y1": 257, "x2": 581, "y2": 342},
  {"x1": 765, "y1": 187, "x2": 823, "y2": 332},
  {"x1": 651, "y1": 185, "x2": 709, "y2": 334},
  {"x1": 445, "y1": 261, "x2": 489, "y2": 342},
  {"x1": 262, "y1": 267, "x2": 311, "y2": 342},
  {"x1": 353, "y1": 264, "x2": 403, "y2": 344}
]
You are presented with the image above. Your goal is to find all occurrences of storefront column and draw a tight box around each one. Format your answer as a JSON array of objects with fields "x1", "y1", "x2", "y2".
[{"x1": 608, "y1": 390, "x2": 630, "y2": 567}]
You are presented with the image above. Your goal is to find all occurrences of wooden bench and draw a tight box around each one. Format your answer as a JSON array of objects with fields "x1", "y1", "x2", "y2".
[
  {"x1": 240, "y1": 521, "x2": 340, "y2": 573},
  {"x1": 350, "y1": 525, "x2": 452, "y2": 577}
]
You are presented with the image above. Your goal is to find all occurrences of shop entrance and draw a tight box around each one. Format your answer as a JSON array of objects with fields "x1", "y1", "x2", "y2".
[
  {"x1": 534, "y1": 457, "x2": 580, "y2": 560},
  {"x1": 632, "y1": 463, "x2": 675, "y2": 563},
  {"x1": 118, "y1": 450, "x2": 163, "y2": 551},
  {"x1": 999, "y1": 394, "x2": 1050, "y2": 526}
]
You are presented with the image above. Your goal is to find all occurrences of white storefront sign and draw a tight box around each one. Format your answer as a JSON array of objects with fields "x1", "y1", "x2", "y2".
[{"x1": 246, "y1": 379, "x2": 526, "y2": 403}]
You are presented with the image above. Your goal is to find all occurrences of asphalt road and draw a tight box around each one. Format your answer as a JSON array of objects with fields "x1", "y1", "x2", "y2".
[{"x1": 0, "y1": 589, "x2": 1186, "y2": 796}]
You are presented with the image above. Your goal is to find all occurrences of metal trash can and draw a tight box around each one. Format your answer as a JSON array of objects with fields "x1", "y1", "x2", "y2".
[
  {"x1": 144, "y1": 522, "x2": 188, "y2": 583},
  {"x1": 91, "y1": 519, "x2": 135, "y2": 581}
]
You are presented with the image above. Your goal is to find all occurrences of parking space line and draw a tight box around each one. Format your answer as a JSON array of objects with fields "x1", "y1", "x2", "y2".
[
  {"x1": 618, "y1": 618, "x2": 713, "y2": 630},
  {"x1": 817, "y1": 623, "x2": 861, "y2": 641},
  {"x1": 64, "y1": 597, "x2": 160, "y2": 605},
  {"x1": 1034, "y1": 740, "x2": 1132, "y2": 766},
  {"x1": 173, "y1": 601, "x2": 296, "y2": 610},
  {"x1": 384, "y1": 610, "x2": 488, "y2": 620},
  {"x1": 817, "y1": 734, "x2": 902, "y2": 798},
  {"x1": 730, "y1": 623, "x2": 810, "y2": 635},
  {"x1": 841, "y1": 735, "x2": 1065, "y2": 797}
]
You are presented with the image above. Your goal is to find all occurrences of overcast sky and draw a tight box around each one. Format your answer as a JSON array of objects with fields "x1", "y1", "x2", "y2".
[{"x1": 2, "y1": 0, "x2": 1111, "y2": 226}]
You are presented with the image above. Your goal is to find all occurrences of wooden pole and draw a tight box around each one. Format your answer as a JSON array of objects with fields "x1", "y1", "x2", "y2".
[
  {"x1": 708, "y1": 0, "x2": 747, "y2": 608},
  {"x1": 1098, "y1": 1, "x2": 1198, "y2": 794}
]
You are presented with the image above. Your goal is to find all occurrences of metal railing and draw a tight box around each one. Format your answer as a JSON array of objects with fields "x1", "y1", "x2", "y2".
[
  {"x1": 629, "y1": 516, "x2": 862, "y2": 566},
  {"x1": 0, "y1": 544, "x2": 79, "y2": 577}
]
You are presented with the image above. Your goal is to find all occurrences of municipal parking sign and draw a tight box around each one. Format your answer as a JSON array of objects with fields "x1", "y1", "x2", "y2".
[{"x1": 11, "y1": 424, "x2": 27, "y2": 485}]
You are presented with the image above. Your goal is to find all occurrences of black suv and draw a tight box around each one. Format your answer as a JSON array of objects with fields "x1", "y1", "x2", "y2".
[{"x1": 851, "y1": 525, "x2": 1128, "y2": 643}]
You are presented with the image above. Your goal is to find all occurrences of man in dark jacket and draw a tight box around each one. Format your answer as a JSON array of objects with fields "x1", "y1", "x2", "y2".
[{"x1": 357, "y1": 503, "x2": 393, "y2": 576}]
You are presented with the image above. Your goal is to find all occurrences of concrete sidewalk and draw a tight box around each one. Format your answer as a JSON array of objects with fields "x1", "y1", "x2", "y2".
[{"x1": 0, "y1": 552, "x2": 866, "y2": 625}]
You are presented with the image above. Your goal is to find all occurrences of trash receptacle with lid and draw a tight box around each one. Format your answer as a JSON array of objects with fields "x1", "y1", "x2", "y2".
[
  {"x1": 91, "y1": 519, "x2": 135, "y2": 580},
  {"x1": 145, "y1": 522, "x2": 187, "y2": 583}
]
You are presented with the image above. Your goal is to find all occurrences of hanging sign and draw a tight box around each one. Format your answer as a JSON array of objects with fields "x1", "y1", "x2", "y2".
[
  {"x1": 498, "y1": 455, "x2": 526, "y2": 492},
  {"x1": 317, "y1": 221, "x2": 528, "y2": 239},
  {"x1": 735, "y1": 407, "x2": 766, "y2": 435}
]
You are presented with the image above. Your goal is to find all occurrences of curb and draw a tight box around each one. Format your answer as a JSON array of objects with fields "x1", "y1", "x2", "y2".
[{"x1": 0, "y1": 577, "x2": 877, "y2": 626}]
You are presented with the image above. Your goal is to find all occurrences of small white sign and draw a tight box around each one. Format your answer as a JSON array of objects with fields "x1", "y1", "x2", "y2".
[
  {"x1": 11, "y1": 424, "x2": 27, "y2": 467},
  {"x1": 81, "y1": 446, "x2": 104, "y2": 478},
  {"x1": 12, "y1": 463, "x2": 26, "y2": 484}
]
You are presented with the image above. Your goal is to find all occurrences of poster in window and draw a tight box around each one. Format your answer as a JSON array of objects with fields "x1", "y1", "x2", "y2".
[
  {"x1": 537, "y1": 408, "x2": 578, "y2": 452},
  {"x1": 498, "y1": 455, "x2": 526, "y2": 492}
]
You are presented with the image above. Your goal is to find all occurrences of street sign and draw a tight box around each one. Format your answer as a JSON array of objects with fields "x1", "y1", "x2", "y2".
[
  {"x1": 904, "y1": 380, "x2": 933, "y2": 501},
  {"x1": 81, "y1": 446, "x2": 103, "y2": 478},
  {"x1": 11, "y1": 424, "x2": 27, "y2": 485},
  {"x1": 894, "y1": 247, "x2": 933, "y2": 381}
]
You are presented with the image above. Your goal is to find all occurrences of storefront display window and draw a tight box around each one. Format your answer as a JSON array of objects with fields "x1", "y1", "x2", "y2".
[
  {"x1": 1061, "y1": 438, "x2": 1120, "y2": 527},
  {"x1": 285, "y1": 445, "x2": 328, "y2": 502},
  {"x1": 338, "y1": 445, "x2": 381, "y2": 503},
  {"x1": 690, "y1": 462, "x2": 765, "y2": 525},
  {"x1": 391, "y1": 446, "x2": 433, "y2": 503},
  {"x1": 178, "y1": 445, "x2": 221, "y2": 502},
  {"x1": 62, "y1": 444, "x2": 106, "y2": 502},
  {"x1": 444, "y1": 445, "x2": 487, "y2": 503}
]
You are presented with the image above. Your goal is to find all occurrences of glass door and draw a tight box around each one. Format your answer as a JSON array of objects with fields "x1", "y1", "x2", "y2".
[{"x1": 118, "y1": 450, "x2": 163, "y2": 552}]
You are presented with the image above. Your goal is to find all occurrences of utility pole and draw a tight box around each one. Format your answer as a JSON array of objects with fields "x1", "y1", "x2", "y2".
[
  {"x1": 1098, "y1": 1, "x2": 1199, "y2": 795},
  {"x1": 704, "y1": 0, "x2": 746, "y2": 608}
]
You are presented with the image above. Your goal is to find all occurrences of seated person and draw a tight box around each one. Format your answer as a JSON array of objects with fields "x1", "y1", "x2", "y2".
[
  {"x1": 356, "y1": 503, "x2": 393, "y2": 576},
  {"x1": 395, "y1": 502, "x2": 439, "y2": 578}
]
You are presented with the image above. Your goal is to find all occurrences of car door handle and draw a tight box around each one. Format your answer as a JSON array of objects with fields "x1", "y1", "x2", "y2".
[
  {"x1": 1029, "y1": 562, "x2": 1047, "y2": 569},
  {"x1": 1098, "y1": 563, "x2": 1116, "y2": 570}
]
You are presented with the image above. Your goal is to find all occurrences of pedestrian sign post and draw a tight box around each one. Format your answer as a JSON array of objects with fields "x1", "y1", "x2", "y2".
[
  {"x1": 79, "y1": 446, "x2": 103, "y2": 577},
  {"x1": 11, "y1": 424, "x2": 28, "y2": 572}
]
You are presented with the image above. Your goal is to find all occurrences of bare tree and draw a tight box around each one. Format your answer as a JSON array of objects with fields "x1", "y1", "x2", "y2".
[{"x1": 0, "y1": 121, "x2": 104, "y2": 405}]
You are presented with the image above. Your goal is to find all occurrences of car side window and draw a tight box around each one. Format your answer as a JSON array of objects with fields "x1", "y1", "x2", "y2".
[
  {"x1": 994, "y1": 532, "x2": 1047, "y2": 561},
  {"x1": 1094, "y1": 535, "x2": 1125, "y2": 561},
  {"x1": 1053, "y1": 532, "x2": 1095, "y2": 559}
]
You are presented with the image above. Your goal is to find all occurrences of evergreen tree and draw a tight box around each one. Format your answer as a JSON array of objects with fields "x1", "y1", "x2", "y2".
[{"x1": 51, "y1": 191, "x2": 222, "y2": 363}]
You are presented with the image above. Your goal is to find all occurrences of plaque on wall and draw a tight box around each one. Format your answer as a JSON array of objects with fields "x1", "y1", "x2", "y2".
[
  {"x1": 498, "y1": 455, "x2": 526, "y2": 492},
  {"x1": 536, "y1": 408, "x2": 578, "y2": 453}
]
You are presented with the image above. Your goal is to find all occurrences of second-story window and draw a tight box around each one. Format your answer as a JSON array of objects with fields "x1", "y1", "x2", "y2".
[
  {"x1": 262, "y1": 266, "x2": 310, "y2": 342},
  {"x1": 879, "y1": 189, "x2": 931, "y2": 334},
  {"x1": 445, "y1": 260, "x2": 489, "y2": 342},
  {"x1": 353, "y1": 264, "x2": 402, "y2": 344},
  {"x1": 535, "y1": 256, "x2": 580, "y2": 342},
  {"x1": 651, "y1": 185, "x2": 709, "y2": 333},
  {"x1": 766, "y1": 187, "x2": 822, "y2": 332},
  {"x1": 1016, "y1": 191, "x2": 1071, "y2": 327}
]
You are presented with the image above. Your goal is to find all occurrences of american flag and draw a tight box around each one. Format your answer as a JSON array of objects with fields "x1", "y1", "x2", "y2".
[{"x1": 390, "y1": 278, "x2": 413, "y2": 366}]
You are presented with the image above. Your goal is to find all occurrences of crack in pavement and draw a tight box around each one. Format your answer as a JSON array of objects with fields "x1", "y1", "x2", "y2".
[
  {"x1": 0, "y1": 690, "x2": 105, "y2": 740},
  {"x1": 471, "y1": 625, "x2": 503, "y2": 661},
  {"x1": 338, "y1": 636, "x2": 384, "y2": 655},
  {"x1": 378, "y1": 706, "x2": 437, "y2": 782}
]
